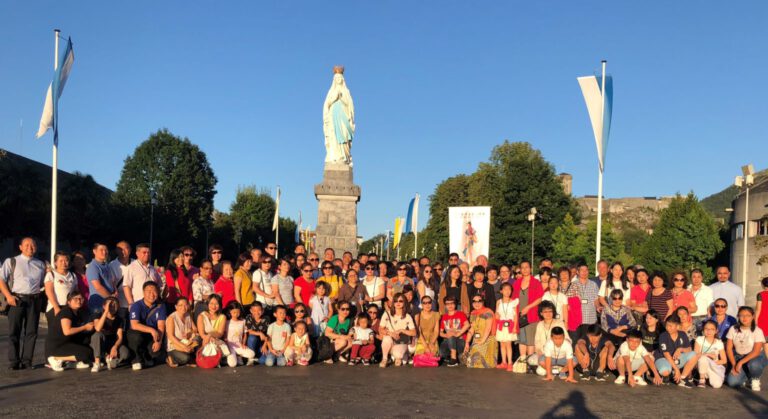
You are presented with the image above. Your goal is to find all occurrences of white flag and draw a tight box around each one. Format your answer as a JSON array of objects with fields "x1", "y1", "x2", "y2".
[
  {"x1": 37, "y1": 37, "x2": 75, "y2": 140},
  {"x1": 577, "y1": 74, "x2": 613, "y2": 172},
  {"x1": 272, "y1": 187, "x2": 281, "y2": 231}
]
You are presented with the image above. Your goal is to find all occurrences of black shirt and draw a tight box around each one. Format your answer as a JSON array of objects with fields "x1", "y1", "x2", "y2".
[
  {"x1": 641, "y1": 325, "x2": 660, "y2": 352},
  {"x1": 467, "y1": 282, "x2": 497, "y2": 310},
  {"x1": 49, "y1": 306, "x2": 89, "y2": 348}
]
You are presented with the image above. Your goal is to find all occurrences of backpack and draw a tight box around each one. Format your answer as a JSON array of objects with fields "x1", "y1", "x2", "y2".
[{"x1": 0, "y1": 257, "x2": 17, "y2": 314}]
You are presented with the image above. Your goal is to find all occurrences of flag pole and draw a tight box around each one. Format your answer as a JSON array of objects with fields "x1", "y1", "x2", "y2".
[
  {"x1": 274, "y1": 186, "x2": 280, "y2": 259},
  {"x1": 595, "y1": 59, "x2": 606, "y2": 274},
  {"x1": 50, "y1": 29, "x2": 60, "y2": 261}
]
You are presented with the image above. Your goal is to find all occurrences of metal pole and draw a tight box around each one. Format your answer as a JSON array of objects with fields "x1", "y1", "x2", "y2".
[
  {"x1": 149, "y1": 201, "x2": 154, "y2": 256},
  {"x1": 742, "y1": 185, "x2": 750, "y2": 296},
  {"x1": 595, "y1": 60, "x2": 607, "y2": 275},
  {"x1": 50, "y1": 29, "x2": 60, "y2": 261},
  {"x1": 531, "y1": 218, "x2": 535, "y2": 266}
]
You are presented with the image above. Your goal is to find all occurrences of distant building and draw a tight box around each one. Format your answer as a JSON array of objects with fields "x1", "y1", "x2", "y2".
[
  {"x1": 558, "y1": 173, "x2": 572, "y2": 196},
  {"x1": 729, "y1": 177, "x2": 768, "y2": 305},
  {"x1": 577, "y1": 196, "x2": 674, "y2": 215}
]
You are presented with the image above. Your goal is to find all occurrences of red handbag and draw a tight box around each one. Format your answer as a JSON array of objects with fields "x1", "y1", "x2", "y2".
[
  {"x1": 195, "y1": 343, "x2": 222, "y2": 369},
  {"x1": 413, "y1": 353, "x2": 440, "y2": 368}
]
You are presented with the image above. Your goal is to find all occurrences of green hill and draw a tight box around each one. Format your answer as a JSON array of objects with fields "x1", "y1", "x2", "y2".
[{"x1": 700, "y1": 169, "x2": 768, "y2": 220}]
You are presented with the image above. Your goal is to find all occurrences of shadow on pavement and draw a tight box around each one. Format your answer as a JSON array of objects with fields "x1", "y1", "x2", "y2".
[
  {"x1": 0, "y1": 377, "x2": 52, "y2": 393},
  {"x1": 735, "y1": 387, "x2": 768, "y2": 417},
  {"x1": 540, "y1": 391, "x2": 598, "y2": 419}
]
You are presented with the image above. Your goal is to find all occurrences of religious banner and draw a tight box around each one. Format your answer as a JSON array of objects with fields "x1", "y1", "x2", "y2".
[{"x1": 448, "y1": 206, "x2": 491, "y2": 264}]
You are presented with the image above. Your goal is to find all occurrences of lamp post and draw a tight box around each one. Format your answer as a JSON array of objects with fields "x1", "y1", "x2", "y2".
[
  {"x1": 527, "y1": 207, "x2": 537, "y2": 266},
  {"x1": 149, "y1": 188, "x2": 157, "y2": 260},
  {"x1": 735, "y1": 164, "x2": 755, "y2": 297}
]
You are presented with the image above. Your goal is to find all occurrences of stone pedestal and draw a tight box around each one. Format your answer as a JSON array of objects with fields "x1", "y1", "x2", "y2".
[{"x1": 314, "y1": 163, "x2": 361, "y2": 256}]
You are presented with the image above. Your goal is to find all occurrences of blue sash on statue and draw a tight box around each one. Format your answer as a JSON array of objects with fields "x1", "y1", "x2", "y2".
[{"x1": 331, "y1": 101, "x2": 352, "y2": 145}]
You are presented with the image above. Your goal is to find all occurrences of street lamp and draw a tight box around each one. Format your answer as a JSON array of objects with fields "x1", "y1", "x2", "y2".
[
  {"x1": 149, "y1": 188, "x2": 158, "y2": 260},
  {"x1": 735, "y1": 163, "x2": 755, "y2": 297},
  {"x1": 527, "y1": 207, "x2": 537, "y2": 266}
]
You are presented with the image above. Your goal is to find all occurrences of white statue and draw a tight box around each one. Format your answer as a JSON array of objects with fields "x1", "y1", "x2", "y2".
[{"x1": 323, "y1": 66, "x2": 355, "y2": 165}]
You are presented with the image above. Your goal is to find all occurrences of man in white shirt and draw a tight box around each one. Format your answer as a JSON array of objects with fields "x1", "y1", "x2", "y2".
[
  {"x1": 110, "y1": 241, "x2": 134, "y2": 323},
  {"x1": 688, "y1": 268, "x2": 713, "y2": 329},
  {"x1": 709, "y1": 266, "x2": 744, "y2": 318},
  {"x1": 122, "y1": 243, "x2": 161, "y2": 321}
]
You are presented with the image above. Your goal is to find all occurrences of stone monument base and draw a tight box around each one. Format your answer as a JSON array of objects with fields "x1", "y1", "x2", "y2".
[{"x1": 314, "y1": 163, "x2": 361, "y2": 256}]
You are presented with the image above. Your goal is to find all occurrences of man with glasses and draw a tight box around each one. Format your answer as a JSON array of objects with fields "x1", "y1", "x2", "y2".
[
  {"x1": 439, "y1": 296, "x2": 470, "y2": 366},
  {"x1": 122, "y1": 243, "x2": 161, "y2": 327},
  {"x1": 264, "y1": 242, "x2": 277, "y2": 259},
  {"x1": 307, "y1": 252, "x2": 321, "y2": 279},
  {"x1": 207, "y1": 244, "x2": 224, "y2": 278},
  {"x1": 709, "y1": 266, "x2": 744, "y2": 318},
  {"x1": 706, "y1": 298, "x2": 738, "y2": 340},
  {"x1": 0, "y1": 237, "x2": 46, "y2": 370}
]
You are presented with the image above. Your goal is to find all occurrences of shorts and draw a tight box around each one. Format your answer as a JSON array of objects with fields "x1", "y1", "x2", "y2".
[
  {"x1": 520, "y1": 322, "x2": 538, "y2": 346},
  {"x1": 655, "y1": 351, "x2": 697, "y2": 374}
]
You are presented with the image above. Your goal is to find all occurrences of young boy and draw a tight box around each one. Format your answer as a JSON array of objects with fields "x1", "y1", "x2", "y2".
[
  {"x1": 574, "y1": 324, "x2": 614, "y2": 381},
  {"x1": 654, "y1": 314, "x2": 696, "y2": 386},
  {"x1": 263, "y1": 305, "x2": 292, "y2": 367},
  {"x1": 538, "y1": 327, "x2": 577, "y2": 383},
  {"x1": 245, "y1": 302, "x2": 269, "y2": 362},
  {"x1": 615, "y1": 329, "x2": 663, "y2": 387},
  {"x1": 439, "y1": 296, "x2": 470, "y2": 367}
]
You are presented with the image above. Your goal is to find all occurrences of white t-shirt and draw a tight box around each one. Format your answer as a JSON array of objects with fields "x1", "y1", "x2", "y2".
[
  {"x1": 496, "y1": 299, "x2": 519, "y2": 322},
  {"x1": 44, "y1": 270, "x2": 77, "y2": 311},
  {"x1": 267, "y1": 322, "x2": 292, "y2": 351},
  {"x1": 695, "y1": 336, "x2": 724, "y2": 358},
  {"x1": 352, "y1": 326, "x2": 374, "y2": 344},
  {"x1": 122, "y1": 260, "x2": 161, "y2": 308},
  {"x1": 109, "y1": 258, "x2": 133, "y2": 308},
  {"x1": 726, "y1": 326, "x2": 766, "y2": 355},
  {"x1": 543, "y1": 339, "x2": 573, "y2": 360},
  {"x1": 618, "y1": 341, "x2": 649, "y2": 359},
  {"x1": 542, "y1": 291, "x2": 568, "y2": 320},
  {"x1": 253, "y1": 270, "x2": 276, "y2": 306},
  {"x1": 598, "y1": 280, "x2": 631, "y2": 304},
  {"x1": 688, "y1": 284, "x2": 714, "y2": 317}
]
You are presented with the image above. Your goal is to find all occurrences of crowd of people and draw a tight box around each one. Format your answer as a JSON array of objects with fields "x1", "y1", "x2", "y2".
[{"x1": 2, "y1": 236, "x2": 767, "y2": 391}]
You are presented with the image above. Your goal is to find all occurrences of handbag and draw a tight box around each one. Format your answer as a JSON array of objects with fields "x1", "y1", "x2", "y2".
[
  {"x1": 0, "y1": 258, "x2": 17, "y2": 314},
  {"x1": 196, "y1": 342, "x2": 222, "y2": 369},
  {"x1": 413, "y1": 353, "x2": 439, "y2": 368},
  {"x1": 316, "y1": 336, "x2": 334, "y2": 361},
  {"x1": 566, "y1": 296, "x2": 582, "y2": 332}
]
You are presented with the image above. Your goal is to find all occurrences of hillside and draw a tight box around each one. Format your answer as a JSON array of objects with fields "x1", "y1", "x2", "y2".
[{"x1": 700, "y1": 168, "x2": 768, "y2": 220}]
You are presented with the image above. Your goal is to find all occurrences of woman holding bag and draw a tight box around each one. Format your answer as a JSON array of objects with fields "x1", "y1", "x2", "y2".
[
  {"x1": 464, "y1": 296, "x2": 497, "y2": 368},
  {"x1": 379, "y1": 293, "x2": 417, "y2": 367},
  {"x1": 196, "y1": 294, "x2": 230, "y2": 368}
]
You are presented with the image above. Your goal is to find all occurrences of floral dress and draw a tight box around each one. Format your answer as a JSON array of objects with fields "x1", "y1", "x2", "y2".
[{"x1": 466, "y1": 308, "x2": 497, "y2": 368}]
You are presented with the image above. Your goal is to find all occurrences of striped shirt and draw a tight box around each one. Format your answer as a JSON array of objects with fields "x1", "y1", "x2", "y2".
[{"x1": 570, "y1": 278, "x2": 599, "y2": 325}]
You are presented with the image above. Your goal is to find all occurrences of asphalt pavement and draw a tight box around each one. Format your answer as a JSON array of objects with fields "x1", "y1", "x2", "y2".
[{"x1": 1, "y1": 319, "x2": 767, "y2": 418}]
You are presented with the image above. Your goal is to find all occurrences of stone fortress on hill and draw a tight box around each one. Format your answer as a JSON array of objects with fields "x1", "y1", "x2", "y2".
[{"x1": 557, "y1": 173, "x2": 674, "y2": 218}]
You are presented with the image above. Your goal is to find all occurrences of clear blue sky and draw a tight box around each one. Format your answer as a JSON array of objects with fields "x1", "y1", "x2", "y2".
[{"x1": 1, "y1": 2, "x2": 766, "y2": 239}]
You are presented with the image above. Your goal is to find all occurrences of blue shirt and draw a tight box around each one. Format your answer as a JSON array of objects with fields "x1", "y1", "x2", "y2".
[
  {"x1": 87, "y1": 260, "x2": 116, "y2": 312},
  {"x1": 707, "y1": 314, "x2": 738, "y2": 340},
  {"x1": 0, "y1": 255, "x2": 46, "y2": 295},
  {"x1": 129, "y1": 300, "x2": 167, "y2": 329}
]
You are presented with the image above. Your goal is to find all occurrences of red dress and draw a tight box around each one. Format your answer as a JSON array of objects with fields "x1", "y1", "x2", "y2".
[
  {"x1": 165, "y1": 267, "x2": 192, "y2": 305},
  {"x1": 758, "y1": 290, "x2": 768, "y2": 333},
  {"x1": 294, "y1": 277, "x2": 317, "y2": 305},
  {"x1": 214, "y1": 277, "x2": 236, "y2": 307}
]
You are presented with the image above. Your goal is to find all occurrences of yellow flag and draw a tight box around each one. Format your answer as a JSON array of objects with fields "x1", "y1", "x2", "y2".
[{"x1": 393, "y1": 217, "x2": 403, "y2": 249}]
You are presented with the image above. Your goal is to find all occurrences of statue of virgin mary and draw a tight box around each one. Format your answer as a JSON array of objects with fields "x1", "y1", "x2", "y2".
[{"x1": 323, "y1": 66, "x2": 355, "y2": 165}]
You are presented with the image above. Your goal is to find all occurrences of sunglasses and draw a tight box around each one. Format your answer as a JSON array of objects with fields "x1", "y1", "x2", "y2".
[
  {"x1": 673, "y1": 278, "x2": 685, "y2": 282},
  {"x1": 339, "y1": 307, "x2": 350, "y2": 311},
  {"x1": 183, "y1": 253, "x2": 194, "y2": 257},
  {"x1": 267, "y1": 246, "x2": 276, "y2": 250},
  {"x1": 395, "y1": 299, "x2": 405, "y2": 303},
  {"x1": 612, "y1": 297, "x2": 622, "y2": 301},
  {"x1": 365, "y1": 267, "x2": 374, "y2": 271},
  {"x1": 424, "y1": 270, "x2": 432, "y2": 274},
  {"x1": 421, "y1": 300, "x2": 433, "y2": 304},
  {"x1": 309, "y1": 258, "x2": 319, "y2": 261},
  {"x1": 323, "y1": 266, "x2": 333, "y2": 270},
  {"x1": 714, "y1": 304, "x2": 727, "y2": 308},
  {"x1": 211, "y1": 251, "x2": 222, "y2": 255},
  {"x1": 367, "y1": 311, "x2": 377, "y2": 314},
  {"x1": 397, "y1": 268, "x2": 407, "y2": 271},
  {"x1": 295, "y1": 310, "x2": 305, "y2": 313},
  {"x1": 302, "y1": 269, "x2": 313, "y2": 273}
]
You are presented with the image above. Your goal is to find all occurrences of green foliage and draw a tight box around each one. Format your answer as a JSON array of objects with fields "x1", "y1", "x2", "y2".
[
  {"x1": 419, "y1": 141, "x2": 577, "y2": 264},
  {"x1": 551, "y1": 213, "x2": 623, "y2": 270},
  {"x1": 58, "y1": 172, "x2": 112, "y2": 250},
  {"x1": 112, "y1": 129, "x2": 217, "y2": 258},
  {"x1": 583, "y1": 220, "x2": 626, "y2": 270},
  {"x1": 640, "y1": 193, "x2": 724, "y2": 278}
]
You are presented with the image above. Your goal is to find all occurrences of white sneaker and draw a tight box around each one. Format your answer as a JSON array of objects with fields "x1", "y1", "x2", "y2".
[
  {"x1": 47, "y1": 356, "x2": 64, "y2": 372},
  {"x1": 91, "y1": 363, "x2": 100, "y2": 373},
  {"x1": 614, "y1": 375, "x2": 626, "y2": 385},
  {"x1": 536, "y1": 366, "x2": 546, "y2": 376},
  {"x1": 131, "y1": 362, "x2": 142, "y2": 371},
  {"x1": 75, "y1": 361, "x2": 90, "y2": 369},
  {"x1": 752, "y1": 379, "x2": 761, "y2": 391},
  {"x1": 633, "y1": 375, "x2": 647, "y2": 386},
  {"x1": 107, "y1": 357, "x2": 118, "y2": 370}
]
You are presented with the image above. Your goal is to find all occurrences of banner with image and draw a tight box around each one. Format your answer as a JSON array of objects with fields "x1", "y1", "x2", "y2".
[{"x1": 449, "y1": 206, "x2": 491, "y2": 264}]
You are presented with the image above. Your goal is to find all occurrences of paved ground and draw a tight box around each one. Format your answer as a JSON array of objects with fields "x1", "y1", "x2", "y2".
[{"x1": 1, "y1": 319, "x2": 768, "y2": 418}]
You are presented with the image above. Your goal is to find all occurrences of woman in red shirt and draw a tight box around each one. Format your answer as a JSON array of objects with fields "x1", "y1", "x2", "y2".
[
  {"x1": 669, "y1": 271, "x2": 697, "y2": 318},
  {"x1": 512, "y1": 261, "x2": 544, "y2": 364},
  {"x1": 755, "y1": 277, "x2": 768, "y2": 333},
  {"x1": 293, "y1": 263, "x2": 317, "y2": 306},
  {"x1": 628, "y1": 268, "x2": 651, "y2": 323},
  {"x1": 214, "y1": 261, "x2": 237, "y2": 307},
  {"x1": 164, "y1": 249, "x2": 193, "y2": 306}
]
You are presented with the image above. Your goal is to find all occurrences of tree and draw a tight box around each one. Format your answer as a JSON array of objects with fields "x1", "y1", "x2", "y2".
[
  {"x1": 59, "y1": 172, "x2": 113, "y2": 250},
  {"x1": 112, "y1": 129, "x2": 217, "y2": 258},
  {"x1": 467, "y1": 141, "x2": 576, "y2": 264},
  {"x1": 226, "y1": 186, "x2": 296, "y2": 255},
  {"x1": 583, "y1": 220, "x2": 626, "y2": 270},
  {"x1": 640, "y1": 193, "x2": 724, "y2": 278},
  {"x1": 551, "y1": 213, "x2": 587, "y2": 265}
]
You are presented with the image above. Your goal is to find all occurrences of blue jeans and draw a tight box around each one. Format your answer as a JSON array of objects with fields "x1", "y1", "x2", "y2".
[
  {"x1": 655, "y1": 351, "x2": 697, "y2": 374},
  {"x1": 439, "y1": 337, "x2": 465, "y2": 359},
  {"x1": 727, "y1": 353, "x2": 767, "y2": 387},
  {"x1": 246, "y1": 335, "x2": 263, "y2": 359},
  {"x1": 261, "y1": 352, "x2": 286, "y2": 367}
]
